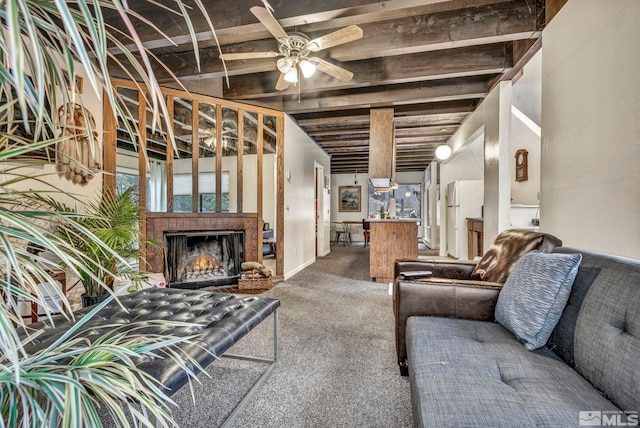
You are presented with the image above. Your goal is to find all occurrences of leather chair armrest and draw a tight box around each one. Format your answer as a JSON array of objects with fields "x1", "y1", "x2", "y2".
[
  {"x1": 394, "y1": 258, "x2": 478, "y2": 280},
  {"x1": 393, "y1": 278, "x2": 502, "y2": 375}
]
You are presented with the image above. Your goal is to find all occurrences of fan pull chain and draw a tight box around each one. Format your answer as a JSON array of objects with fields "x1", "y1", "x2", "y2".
[{"x1": 298, "y1": 67, "x2": 301, "y2": 103}]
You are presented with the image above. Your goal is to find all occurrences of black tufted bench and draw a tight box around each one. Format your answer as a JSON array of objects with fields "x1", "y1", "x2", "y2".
[{"x1": 28, "y1": 288, "x2": 280, "y2": 426}]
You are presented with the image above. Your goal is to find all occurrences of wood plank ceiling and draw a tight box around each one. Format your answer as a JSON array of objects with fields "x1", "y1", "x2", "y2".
[{"x1": 108, "y1": 0, "x2": 546, "y2": 174}]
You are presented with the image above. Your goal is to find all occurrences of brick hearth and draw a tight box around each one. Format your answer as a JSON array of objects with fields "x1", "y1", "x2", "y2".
[{"x1": 145, "y1": 213, "x2": 260, "y2": 274}]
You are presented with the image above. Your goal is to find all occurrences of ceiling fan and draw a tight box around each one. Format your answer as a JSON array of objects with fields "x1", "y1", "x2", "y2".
[{"x1": 219, "y1": 6, "x2": 363, "y2": 91}]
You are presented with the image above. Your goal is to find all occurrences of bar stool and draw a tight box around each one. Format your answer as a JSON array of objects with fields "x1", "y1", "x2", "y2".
[
  {"x1": 333, "y1": 222, "x2": 348, "y2": 246},
  {"x1": 362, "y1": 219, "x2": 371, "y2": 247}
]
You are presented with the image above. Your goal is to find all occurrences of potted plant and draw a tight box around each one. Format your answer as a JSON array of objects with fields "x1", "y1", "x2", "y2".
[
  {"x1": 0, "y1": 0, "x2": 218, "y2": 425},
  {"x1": 378, "y1": 204, "x2": 386, "y2": 219},
  {"x1": 52, "y1": 187, "x2": 147, "y2": 307}
]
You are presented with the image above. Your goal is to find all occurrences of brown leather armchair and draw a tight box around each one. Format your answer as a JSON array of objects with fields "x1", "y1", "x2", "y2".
[{"x1": 392, "y1": 230, "x2": 562, "y2": 375}]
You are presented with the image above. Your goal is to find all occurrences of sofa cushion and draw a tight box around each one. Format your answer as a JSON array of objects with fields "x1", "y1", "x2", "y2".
[
  {"x1": 495, "y1": 251, "x2": 581, "y2": 350},
  {"x1": 553, "y1": 248, "x2": 640, "y2": 413},
  {"x1": 406, "y1": 317, "x2": 621, "y2": 428},
  {"x1": 471, "y1": 230, "x2": 562, "y2": 283}
]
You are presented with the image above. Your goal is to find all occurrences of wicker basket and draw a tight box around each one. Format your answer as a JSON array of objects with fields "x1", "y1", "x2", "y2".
[{"x1": 238, "y1": 270, "x2": 273, "y2": 290}]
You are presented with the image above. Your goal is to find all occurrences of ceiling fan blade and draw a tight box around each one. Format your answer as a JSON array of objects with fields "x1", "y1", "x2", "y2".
[
  {"x1": 308, "y1": 25, "x2": 363, "y2": 52},
  {"x1": 250, "y1": 6, "x2": 289, "y2": 41},
  {"x1": 314, "y1": 58, "x2": 354, "y2": 82},
  {"x1": 275, "y1": 73, "x2": 289, "y2": 91},
  {"x1": 219, "y1": 51, "x2": 279, "y2": 61}
]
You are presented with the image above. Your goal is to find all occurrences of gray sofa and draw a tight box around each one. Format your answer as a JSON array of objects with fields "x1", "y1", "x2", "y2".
[{"x1": 394, "y1": 247, "x2": 640, "y2": 427}]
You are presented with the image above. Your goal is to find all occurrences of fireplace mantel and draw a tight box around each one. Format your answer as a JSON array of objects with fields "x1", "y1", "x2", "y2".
[{"x1": 145, "y1": 213, "x2": 260, "y2": 274}]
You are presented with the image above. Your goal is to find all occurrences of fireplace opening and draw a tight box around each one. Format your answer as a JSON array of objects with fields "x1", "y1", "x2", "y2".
[{"x1": 165, "y1": 231, "x2": 244, "y2": 289}]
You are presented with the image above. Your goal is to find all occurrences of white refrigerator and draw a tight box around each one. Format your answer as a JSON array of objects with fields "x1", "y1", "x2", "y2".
[{"x1": 446, "y1": 180, "x2": 484, "y2": 260}]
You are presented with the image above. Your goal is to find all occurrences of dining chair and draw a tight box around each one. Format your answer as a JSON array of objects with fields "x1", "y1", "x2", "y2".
[
  {"x1": 333, "y1": 222, "x2": 347, "y2": 246},
  {"x1": 362, "y1": 219, "x2": 371, "y2": 247}
]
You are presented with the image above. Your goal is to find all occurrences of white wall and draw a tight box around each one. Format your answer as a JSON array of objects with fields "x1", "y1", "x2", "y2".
[
  {"x1": 510, "y1": 114, "x2": 540, "y2": 205},
  {"x1": 541, "y1": 0, "x2": 640, "y2": 259},
  {"x1": 483, "y1": 81, "x2": 513, "y2": 251},
  {"x1": 397, "y1": 171, "x2": 425, "y2": 185},
  {"x1": 511, "y1": 50, "x2": 542, "y2": 206},
  {"x1": 284, "y1": 115, "x2": 331, "y2": 278},
  {"x1": 440, "y1": 134, "x2": 485, "y2": 184},
  {"x1": 331, "y1": 173, "x2": 367, "y2": 242},
  {"x1": 512, "y1": 50, "x2": 542, "y2": 126}
]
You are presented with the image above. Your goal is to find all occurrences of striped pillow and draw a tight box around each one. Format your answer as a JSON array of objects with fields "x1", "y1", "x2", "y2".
[{"x1": 495, "y1": 251, "x2": 582, "y2": 350}]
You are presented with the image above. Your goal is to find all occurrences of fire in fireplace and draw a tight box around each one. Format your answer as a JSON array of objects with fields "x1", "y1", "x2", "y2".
[{"x1": 165, "y1": 231, "x2": 244, "y2": 289}]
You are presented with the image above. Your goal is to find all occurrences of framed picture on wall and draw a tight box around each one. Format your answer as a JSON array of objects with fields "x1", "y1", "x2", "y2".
[{"x1": 339, "y1": 185, "x2": 361, "y2": 212}]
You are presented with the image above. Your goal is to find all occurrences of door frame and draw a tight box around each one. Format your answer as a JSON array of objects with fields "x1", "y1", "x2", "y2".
[{"x1": 314, "y1": 163, "x2": 325, "y2": 257}]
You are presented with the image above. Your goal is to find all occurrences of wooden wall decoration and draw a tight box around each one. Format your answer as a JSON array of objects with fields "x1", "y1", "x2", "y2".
[
  {"x1": 56, "y1": 103, "x2": 100, "y2": 184},
  {"x1": 515, "y1": 149, "x2": 528, "y2": 182}
]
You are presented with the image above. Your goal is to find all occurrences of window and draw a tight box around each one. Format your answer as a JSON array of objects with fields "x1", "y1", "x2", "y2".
[
  {"x1": 368, "y1": 183, "x2": 421, "y2": 219},
  {"x1": 116, "y1": 172, "x2": 138, "y2": 196},
  {"x1": 173, "y1": 172, "x2": 230, "y2": 212},
  {"x1": 147, "y1": 160, "x2": 167, "y2": 212}
]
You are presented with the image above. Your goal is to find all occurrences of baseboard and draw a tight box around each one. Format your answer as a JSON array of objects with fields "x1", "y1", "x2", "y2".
[
  {"x1": 319, "y1": 248, "x2": 331, "y2": 257},
  {"x1": 284, "y1": 258, "x2": 315, "y2": 280}
]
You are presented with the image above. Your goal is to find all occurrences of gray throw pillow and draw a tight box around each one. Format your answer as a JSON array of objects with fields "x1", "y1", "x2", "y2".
[{"x1": 495, "y1": 251, "x2": 582, "y2": 350}]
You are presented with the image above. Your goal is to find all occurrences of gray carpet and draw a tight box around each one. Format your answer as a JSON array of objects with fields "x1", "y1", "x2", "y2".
[{"x1": 170, "y1": 245, "x2": 413, "y2": 427}]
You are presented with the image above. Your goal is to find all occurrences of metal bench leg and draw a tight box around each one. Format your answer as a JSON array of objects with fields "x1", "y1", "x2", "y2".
[{"x1": 219, "y1": 309, "x2": 279, "y2": 428}]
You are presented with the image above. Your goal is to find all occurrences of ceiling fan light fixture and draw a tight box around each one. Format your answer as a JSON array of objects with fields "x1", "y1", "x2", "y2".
[
  {"x1": 284, "y1": 67, "x2": 298, "y2": 83},
  {"x1": 277, "y1": 57, "x2": 293, "y2": 73},
  {"x1": 299, "y1": 59, "x2": 317, "y2": 78}
]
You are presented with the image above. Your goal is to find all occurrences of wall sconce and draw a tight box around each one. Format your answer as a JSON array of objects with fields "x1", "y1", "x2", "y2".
[{"x1": 435, "y1": 145, "x2": 452, "y2": 160}]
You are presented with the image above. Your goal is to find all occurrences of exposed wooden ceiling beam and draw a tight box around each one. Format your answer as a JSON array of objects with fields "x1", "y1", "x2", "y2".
[
  {"x1": 311, "y1": 125, "x2": 457, "y2": 140},
  {"x1": 110, "y1": 0, "x2": 514, "y2": 54},
  {"x1": 292, "y1": 100, "x2": 477, "y2": 123},
  {"x1": 330, "y1": 1, "x2": 539, "y2": 62},
  {"x1": 296, "y1": 112, "x2": 472, "y2": 132},
  {"x1": 150, "y1": 0, "x2": 533, "y2": 83},
  {"x1": 316, "y1": 138, "x2": 445, "y2": 147},
  {"x1": 255, "y1": 76, "x2": 491, "y2": 114},
  {"x1": 222, "y1": 44, "x2": 510, "y2": 99}
]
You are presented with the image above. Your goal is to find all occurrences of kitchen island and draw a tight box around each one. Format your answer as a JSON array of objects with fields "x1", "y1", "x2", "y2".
[{"x1": 369, "y1": 219, "x2": 418, "y2": 283}]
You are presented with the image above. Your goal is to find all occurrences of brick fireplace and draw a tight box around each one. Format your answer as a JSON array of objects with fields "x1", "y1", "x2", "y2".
[{"x1": 145, "y1": 213, "x2": 260, "y2": 284}]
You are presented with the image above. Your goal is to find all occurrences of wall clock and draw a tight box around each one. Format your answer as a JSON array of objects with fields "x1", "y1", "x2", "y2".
[{"x1": 515, "y1": 149, "x2": 528, "y2": 182}]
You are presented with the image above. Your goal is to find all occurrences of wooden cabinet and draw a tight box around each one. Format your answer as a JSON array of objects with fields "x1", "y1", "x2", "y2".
[
  {"x1": 370, "y1": 220, "x2": 418, "y2": 283},
  {"x1": 467, "y1": 218, "x2": 484, "y2": 260}
]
